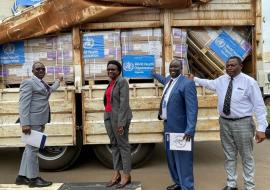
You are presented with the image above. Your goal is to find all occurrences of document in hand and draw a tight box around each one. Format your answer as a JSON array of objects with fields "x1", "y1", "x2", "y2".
[
  {"x1": 21, "y1": 130, "x2": 47, "y2": 149},
  {"x1": 165, "y1": 133, "x2": 192, "y2": 151}
]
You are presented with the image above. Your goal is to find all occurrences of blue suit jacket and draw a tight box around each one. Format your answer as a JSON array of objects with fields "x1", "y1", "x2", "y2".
[{"x1": 153, "y1": 73, "x2": 198, "y2": 136}]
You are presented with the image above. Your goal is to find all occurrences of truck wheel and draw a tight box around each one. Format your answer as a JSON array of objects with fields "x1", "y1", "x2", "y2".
[
  {"x1": 93, "y1": 143, "x2": 155, "y2": 169},
  {"x1": 38, "y1": 130, "x2": 83, "y2": 171}
]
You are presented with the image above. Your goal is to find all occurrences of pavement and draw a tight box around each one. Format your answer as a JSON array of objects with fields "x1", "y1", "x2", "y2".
[{"x1": 0, "y1": 182, "x2": 142, "y2": 190}]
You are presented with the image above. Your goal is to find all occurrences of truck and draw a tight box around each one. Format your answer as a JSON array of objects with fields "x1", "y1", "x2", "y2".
[{"x1": 0, "y1": 0, "x2": 268, "y2": 171}]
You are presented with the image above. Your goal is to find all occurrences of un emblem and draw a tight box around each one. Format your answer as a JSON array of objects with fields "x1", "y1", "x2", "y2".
[
  {"x1": 2, "y1": 43, "x2": 15, "y2": 54},
  {"x1": 83, "y1": 38, "x2": 94, "y2": 49},
  {"x1": 123, "y1": 62, "x2": 134, "y2": 71},
  {"x1": 214, "y1": 37, "x2": 226, "y2": 48}
]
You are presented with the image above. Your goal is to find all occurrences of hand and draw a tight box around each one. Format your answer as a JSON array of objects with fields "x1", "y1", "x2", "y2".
[
  {"x1": 183, "y1": 133, "x2": 192, "y2": 141},
  {"x1": 22, "y1": 126, "x2": 31, "y2": 135},
  {"x1": 255, "y1": 131, "x2": 266, "y2": 143},
  {"x1": 117, "y1": 126, "x2": 124, "y2": 135},
  {"x1": 187, "y1": 73, "x2": 194, "y2": 80},
  {"x1": 56, "y1": 73, "x2": 64, "y2": 82}
]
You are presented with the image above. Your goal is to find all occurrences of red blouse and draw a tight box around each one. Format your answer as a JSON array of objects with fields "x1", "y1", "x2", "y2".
[{"x1": 105, "y1": 80, "x2": 116, "y2": 112}]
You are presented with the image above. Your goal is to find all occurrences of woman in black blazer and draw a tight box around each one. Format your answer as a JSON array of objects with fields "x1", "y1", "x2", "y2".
[{"x1": 103, "y1": 60, "x2": 133, "y2": 189}]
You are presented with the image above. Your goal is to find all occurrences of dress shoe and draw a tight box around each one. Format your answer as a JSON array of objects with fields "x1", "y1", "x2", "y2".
[
  {"x1": 106, "y1": 176, "x2": 121, "y2": 187},
  {"x1": 15, "y1": 175, "x2": 30, "y2": 185},
  {"x1": 167, "y1": 183, "x2": 181, "y2": 190},
  {"x1": 222, "y1": 186, "x2": 238, "y2": 190},
  {"x1": 28, "y1": 177, "x2": 52, "y2": 188},
  {"x1": 116, "y1": 176, "x2": 131, "y2": 189}
]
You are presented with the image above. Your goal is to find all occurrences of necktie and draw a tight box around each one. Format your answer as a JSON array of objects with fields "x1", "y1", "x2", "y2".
[
  {"x1": 223, "y1": 77, "x2": 233, "y2": 115},
  {"x1": 158, "y1": 79, "x2": 173, "y2": 120},
  {"x1": 41, "y1": 80, "x2": 51, "y2": 122},
  {"x1": 41, "y1": 80, "x2": 50, "y2": 92}
]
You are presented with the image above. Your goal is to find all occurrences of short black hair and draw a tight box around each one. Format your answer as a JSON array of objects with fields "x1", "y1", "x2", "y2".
[
  {"x1": 107, "y1": 60, "x2": 122, "y2": 73},
  {"x1": 32, "y1": 61, "x2": 44, "y2": 70},
  {"x1": 227, "y1": 56, "x2": 242, "y2": 65},
  {"x1": 171, "y1": 59, "x2": 183, "y2": 69}
]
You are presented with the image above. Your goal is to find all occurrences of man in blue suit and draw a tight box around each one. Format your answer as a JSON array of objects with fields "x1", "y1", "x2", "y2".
[{"x1": 152, "y1": 59, "x2": 198, "y2": 190}]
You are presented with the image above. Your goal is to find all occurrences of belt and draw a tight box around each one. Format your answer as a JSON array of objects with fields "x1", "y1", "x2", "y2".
[{"x1": 220, "y1": 116, "x2": 251, "y2": 121}]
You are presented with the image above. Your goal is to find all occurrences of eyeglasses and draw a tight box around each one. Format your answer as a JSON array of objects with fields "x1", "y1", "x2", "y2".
[{"x1": 35, "y1": 67, "x2": 46, "y2": 71}]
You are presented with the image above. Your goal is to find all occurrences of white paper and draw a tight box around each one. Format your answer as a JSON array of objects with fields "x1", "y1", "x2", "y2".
[
  {"x1": 169, "y1": 133, "x2": 191, "y2": 151},
  {"x1": 21, "y1": 130, "x2": 47, "y2": 149}
]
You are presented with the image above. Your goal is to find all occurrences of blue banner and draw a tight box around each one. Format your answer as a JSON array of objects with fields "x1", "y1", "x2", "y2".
[
  {"x1": 122, "y1": 55, "x2": 155, "y2": 78},
  {"x1": 83, "y1": 35, "x2": 105, "y2": 59},
  {"x1": 0, "y1": 41, "x2": 25, "y2": 64},
  {"x1": 17, "y1": 0, "x2": 41, "y2": 6},
  {"x1": 210, "y1": 31, "x2": 246, "y2": 62}
]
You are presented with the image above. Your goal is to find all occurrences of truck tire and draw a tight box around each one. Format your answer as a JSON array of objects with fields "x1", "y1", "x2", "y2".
[
  {"x1": 93, "y1": 143, "x2": 155, "y2": 169},
  {"x1": 38, "y1": 130, "x2": 83, "y2": 171}
]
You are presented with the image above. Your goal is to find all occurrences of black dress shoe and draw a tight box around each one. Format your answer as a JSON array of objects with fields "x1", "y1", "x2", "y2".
[
  {"x1": 167, "y1": 183, "x2": 181, "y2": 190},
  {"x1": 106, "y1": 176, "x2": 121, "y2": 187},
  {"x1": 28, "y1": 177, "x2": 52, "y2": 188},
  {"x1": 222, "y1": 186, "x2": 238, "y2": 190},
  {"x1": 15, "y1": 175, "x2": 30, "y2": 185},
  {"x1": 116, "y1": 177, "x2": 131, "y2": 189}
]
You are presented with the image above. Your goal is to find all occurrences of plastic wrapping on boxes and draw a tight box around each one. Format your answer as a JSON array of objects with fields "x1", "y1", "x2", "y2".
[
  {"x1": 172, "y1": 28, "x2": 189, "y2": 75},
  {"x1": 121, "y1": 28, "x2": 163, "y2": 77},
  {"x1": 188, "y1": 27, "x2": 252, "y2": 66},
  {"x1": 83, "y1": 30, "x2": 121, "y2": 81},
  {"x1": 0, "y1": 34, "x2": 74, "y2": 85}
]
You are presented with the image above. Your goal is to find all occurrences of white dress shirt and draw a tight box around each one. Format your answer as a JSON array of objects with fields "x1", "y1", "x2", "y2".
[
  {"x1": 194, "y1": 72, "x2": 268, "y2": 132},
  {"x1": 161, "y1": 75, "x2": 180, "y2": 120}
]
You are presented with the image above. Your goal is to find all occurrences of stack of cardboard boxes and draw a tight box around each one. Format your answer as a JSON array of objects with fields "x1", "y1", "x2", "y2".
[
  {"x1": 0, "y1": 34, "x2": 74, "y2": 85},
  {"x1": 172, "y1": 28, "x2": 189, "y2": 75},
  {"x1": 188, "y1": 27, "x2": 251, "y2": 78},
  {"x1": 121, "y1": 28, "x2": 163, "y2": 77},
  {"x1": 83, "y1": 30, "x2": 121, "y2": 81}
]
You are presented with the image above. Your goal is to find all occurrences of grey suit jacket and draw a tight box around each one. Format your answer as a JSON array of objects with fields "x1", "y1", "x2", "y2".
[
  {"x1": 104, "y1": 76, "x2": 133, "y2": 127},
  {"x1": 19, "y1": 76, "x2": 60, "y2": 126}
]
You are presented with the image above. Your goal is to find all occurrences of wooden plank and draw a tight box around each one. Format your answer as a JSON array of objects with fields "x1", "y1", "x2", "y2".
[
  {"x1": 173, "y1": 10, "x2": 252, "y2": 20},
  {"x1": 199, "y1": 0, "x2": 251, "y2": 3},
  {"x1": 195, "y1": 131, "x2": 220, "y2": 141},
  {"x1": 85, "y1": 129, "x2": 220, "y2": 144},
  {"x1": 96, "y1": 8, "x2": 161, "y2": 22},
  {"x1": 81, "y1": 21, "x2": 161, "y2": 30},
  {"x1": 0, "y1": 136, "x2": 74, "y2": 147},
  {"x1": 176, "y1": 3, "x2": 251, "y2": 12},
  {"x1": 172, "y1": 19, "x2": 254, "y2": 26},
  {"x1": 0, "y1": 125, "x2": 73, "y2": 137},
  {"x1": 85, "y1": 118, "x2": 219, "y2": 134},
  {"x1": 86, "y1": 134, "x2": 163, "y2": 144},
  {"x1": 85, "y1": 108, "x2": 218, "y2": 121},
  {"x1": 84, "y1": 95, "x2": 217, "y2": 112},
  {"x1": 0, "y1": 88, "x2": 76, "y2": 146},
  {"x1": 187, "y1": 37, "x2": 225, "y2": 75},
  {"x1": 162, "y1": 9, "x2": 172, "y2": 74},
  {"x1": 72, "y1": 27, "x2": 82, "y2": 93},
  {"x1": 0, "y1": 101, "x2": 73, "y2": 114}
]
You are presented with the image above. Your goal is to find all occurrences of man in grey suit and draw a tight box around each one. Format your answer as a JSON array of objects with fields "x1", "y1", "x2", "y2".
[{"x1": 15, "y1": 61, "x2": 63, "y2": 187}]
